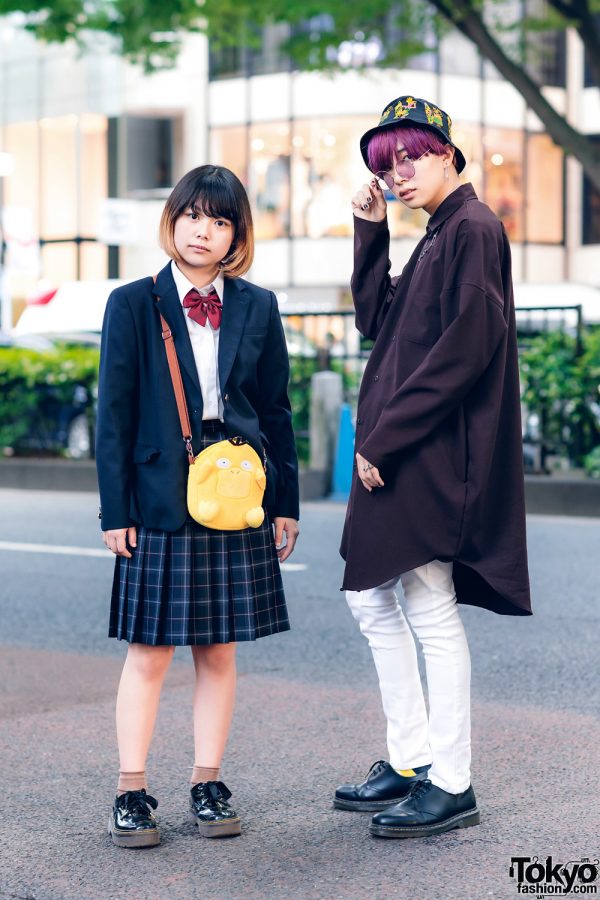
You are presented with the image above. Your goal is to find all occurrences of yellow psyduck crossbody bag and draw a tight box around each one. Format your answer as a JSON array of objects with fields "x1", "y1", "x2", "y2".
[{"x1": 156, "y1": 292, "x2": 266, "y2": 531}]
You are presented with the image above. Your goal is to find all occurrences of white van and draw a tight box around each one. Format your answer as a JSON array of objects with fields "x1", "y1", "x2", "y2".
[
  {"x1": 13, "y1": 278, "x2": 600, "y2": 338},
  {"x1": 514, "y1": 282, "x2": 600, "y2": 327},
  {"x1": 14, "y1": 280, "x2": 125, "y2": 337}
]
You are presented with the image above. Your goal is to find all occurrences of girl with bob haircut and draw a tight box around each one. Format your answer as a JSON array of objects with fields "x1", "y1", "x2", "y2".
[
  {"x1": 96, "y1": 164, "x2": 299, "y2": 848},
  {"x1": 336, "y1": 97, "x2": 530, "y2": 841}
]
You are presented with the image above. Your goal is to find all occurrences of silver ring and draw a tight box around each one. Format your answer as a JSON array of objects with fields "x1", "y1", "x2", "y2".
[{"x1": 362, "y1": 463, "x2": 373, "y2": 472}]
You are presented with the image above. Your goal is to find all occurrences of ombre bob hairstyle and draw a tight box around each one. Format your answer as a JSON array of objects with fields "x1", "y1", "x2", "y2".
[{"x1": 159, "y1": 165, "x2": 254, "y2": 278}]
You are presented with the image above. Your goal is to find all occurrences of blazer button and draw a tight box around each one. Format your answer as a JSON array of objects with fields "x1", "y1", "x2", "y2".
[
  {"x1": 373, "y1": 375, "x2": 379, "y2": 382},
  {"x1": 224, "y1": 394, "x2": 229, "y2": 402},
  {"x1": 357, "y1": 417, "x2": 362, "y2": 425},
  {"x1": 392, "y1": 335, "x2": 396, "y2": 341}
]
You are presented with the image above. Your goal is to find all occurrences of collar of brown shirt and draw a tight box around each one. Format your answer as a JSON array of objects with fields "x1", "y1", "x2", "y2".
[{"x1": 426, "y1": 182, "x2": 478, "y2": 235}]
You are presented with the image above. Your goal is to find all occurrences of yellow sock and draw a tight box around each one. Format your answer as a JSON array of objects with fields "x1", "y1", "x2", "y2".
[{"x1": 396, "y1": 768, "x2": 417, "y2": 777}]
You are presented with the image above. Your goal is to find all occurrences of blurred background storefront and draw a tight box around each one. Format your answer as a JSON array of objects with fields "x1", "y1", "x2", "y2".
[{"x1": 0, "y1": 12, "x2": 598, "y2": 322}]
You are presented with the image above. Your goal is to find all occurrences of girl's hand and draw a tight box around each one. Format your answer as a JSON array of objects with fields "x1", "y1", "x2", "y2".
[
  {"x1": 103, "y1": 526, "x2": 137, "y2": 558},
  {"x1": 351, "y1": 179, "x2": 387, "y2": 222},
  {"x1": 356, "y1": 452, "x2": 384, "y2": 492},
  {"x1": 273, "y1": 517, "x2": 299, "y2": 562}
]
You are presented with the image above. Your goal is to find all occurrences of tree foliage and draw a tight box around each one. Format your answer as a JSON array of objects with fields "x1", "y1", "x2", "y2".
[{"x1": 1, "y1": 0, "x2": 599, "y2": 186}]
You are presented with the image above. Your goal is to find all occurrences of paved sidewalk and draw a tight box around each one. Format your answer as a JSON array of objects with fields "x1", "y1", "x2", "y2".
[{"x1": 0, "y1": 495, "x2": 598, "y2": 899}]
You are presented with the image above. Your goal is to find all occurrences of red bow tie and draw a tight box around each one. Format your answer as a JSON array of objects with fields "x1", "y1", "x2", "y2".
[{"x1": 183, "y1": 288, "x2": 223, "y2": 329}]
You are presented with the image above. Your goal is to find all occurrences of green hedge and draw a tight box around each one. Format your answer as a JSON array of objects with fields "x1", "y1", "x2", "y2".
[
  {"x1": 0, "y1": 345, "x2": 100, "y2": 451},
  {"x1": 519, "y1": 329, "x2": 600, "y2": 465},
  {"x1": 0, "y1": 346, "x2": 359, "y2": 464},
  {"x1": 4, "y1": 331, "x2": 598, "y2": 469}
]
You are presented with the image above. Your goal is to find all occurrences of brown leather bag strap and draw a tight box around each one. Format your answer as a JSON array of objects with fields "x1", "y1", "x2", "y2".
[{"x1": 153, "y1": 276, "x2": 194, "y2": 464}]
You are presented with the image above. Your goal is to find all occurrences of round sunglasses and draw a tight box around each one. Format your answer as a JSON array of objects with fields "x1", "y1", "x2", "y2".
[{"x1": 373, "y1": 149, "x2": 432, "y2": 190}]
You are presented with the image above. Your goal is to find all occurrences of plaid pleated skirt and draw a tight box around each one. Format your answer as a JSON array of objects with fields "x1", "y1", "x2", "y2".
[{"x1": 109, "y1": 424, "x2": 290, "y2": 646}]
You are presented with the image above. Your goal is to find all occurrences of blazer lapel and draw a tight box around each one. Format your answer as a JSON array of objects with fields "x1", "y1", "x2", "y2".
[
  {"x1": 152, "y1": 262, "x2": 202, "y2": 399},
  {"x1": 218, "y1": 278, "x2": 249, "y2": 391}
]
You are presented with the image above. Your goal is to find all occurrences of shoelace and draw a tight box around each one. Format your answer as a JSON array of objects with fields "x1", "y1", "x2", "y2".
[
  {"x1": 192, "y1": 780, "x2": 232, "y2": 806},
  {"x1": 366, "y1": 760, "x2": 387, "y2": 779},
  {"x1": 120, "y1": 789, "x2": 158, "y2": 815},
  {"x1": 408, "y1": 779, "x2": 433, "y2": 800}
]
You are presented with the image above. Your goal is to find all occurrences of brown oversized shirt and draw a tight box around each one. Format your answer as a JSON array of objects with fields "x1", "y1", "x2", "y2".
[{"x1": 340, "y1": 183, "x2": 531, "y2": 616}]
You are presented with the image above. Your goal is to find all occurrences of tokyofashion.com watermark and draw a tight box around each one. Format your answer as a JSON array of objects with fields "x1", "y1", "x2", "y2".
[{"x1": 509, "y1": 856, "x2": 599, "y2": 895}]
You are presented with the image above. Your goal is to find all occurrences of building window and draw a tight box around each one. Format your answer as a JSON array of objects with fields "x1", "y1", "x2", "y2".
[
  {"x1": 209, "y1": 34, "x2": 247, "y2": 79},
  {"x1": 249, "y1": 23, "x2": 292, "y2": 75},
  {"x1": 440, "y1": 32, "x2": 480, "y2": 77},
  {"x1": 8, "y1": 114, "x2": 110, "y2": 285},
  {"x1": 80, "y1": 114, "x2": 108, "y2": 236},
  {"x1": 454, "y1": 123, "x2": 483, "y2": 196},
  {"x1": 291, "y1": 116, "x2": 428, "y2": 239},
  {"x1": 526, "y1": 133, "x2": 564, "y2": 243},
  {"x1": 210, "y1": 23, "x2": 291, "y2": 79},
  {"x1": 3, "y1": 121, "x2": 39, "y2": 236},
  {"x1": 526, "y1": 29, "x2": 566, "y2": 87},
  {"x1": 582, "y1": 137, "x2": 600, "y2": 244},
  {"x1": 291, "y1": 118, "x2": 357, "y2": 239},
  {"x1": 248, "y1": 123, "x2": 291, "y2": 238},
  {"x1": 40, "y1": 115, "x2": 79, "y2": 240},
  {"x1": 484, "y1": 128, "x2": 524, "y2": 241},
  {"x1": 209, "y1": 118, "x2": 565, "y2": 248},
  {"x1": 210, "y1": 126, "x2": 248, "y2": 183},
  {"x1": 40, "y1": 242, "x2": 78, "y2": 283},
  {"x1": 125, "y1": 116, "x2": 174, "y2": 195},
  {"x1": 80, "y1": 242, "x2": 109, "y2": 280},
  {"x1": 583, "y1": 14, "x2": 600, "y2": 86}
]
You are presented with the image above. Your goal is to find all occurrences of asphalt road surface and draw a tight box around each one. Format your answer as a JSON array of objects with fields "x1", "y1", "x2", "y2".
[{"x1": 0, "y1": 489, "x2": 598, "y2": 900}]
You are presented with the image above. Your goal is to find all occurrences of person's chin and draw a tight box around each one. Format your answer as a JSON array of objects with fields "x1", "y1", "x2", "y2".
[
  {"x1": 398, "y1": 188, "x2": 419, "y2": 205},
  {"x1": 184, "y1": 253, "x2": 212, "y2": 267}
]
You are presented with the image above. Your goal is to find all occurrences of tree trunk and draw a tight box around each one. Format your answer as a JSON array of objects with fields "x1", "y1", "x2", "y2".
[{"x1": 430, "y1": 0, "x2": 600, "y2": 191}]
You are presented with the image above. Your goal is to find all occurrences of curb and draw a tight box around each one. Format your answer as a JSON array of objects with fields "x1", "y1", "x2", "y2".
[
  {"x1": 0, "y1": 459, "x2": 329, "y2": 503},
  {"x1": 1, "y1": 460, "x2": 599, "y2": 516}
]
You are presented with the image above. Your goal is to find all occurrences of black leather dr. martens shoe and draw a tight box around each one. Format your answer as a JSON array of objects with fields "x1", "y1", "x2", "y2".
[
  {"x1": 334, "y1": 760, "x2": 430, "y2": 811},
  {"x1": 370, "y1": 779, "x2": 480, "y2": 838}
]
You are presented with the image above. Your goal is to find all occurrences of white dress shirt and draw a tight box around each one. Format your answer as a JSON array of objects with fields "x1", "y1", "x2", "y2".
[{"x1": 171, "y1": 260, "x2": 224, "y2": 421}]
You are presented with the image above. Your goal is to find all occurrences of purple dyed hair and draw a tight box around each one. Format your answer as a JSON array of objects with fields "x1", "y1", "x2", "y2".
[{"x1": 367, "y1": 125, "x2": 453, "y2": 174}]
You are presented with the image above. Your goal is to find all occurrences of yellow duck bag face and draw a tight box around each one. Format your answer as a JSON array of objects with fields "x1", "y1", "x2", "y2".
[{"x1": 188, "y1": 437, "x2": 266, "y2": 531}]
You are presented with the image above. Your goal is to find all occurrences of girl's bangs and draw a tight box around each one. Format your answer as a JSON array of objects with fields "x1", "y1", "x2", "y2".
[{"x1": 181, "y1": 175, "x2": 239, "y2": 224}]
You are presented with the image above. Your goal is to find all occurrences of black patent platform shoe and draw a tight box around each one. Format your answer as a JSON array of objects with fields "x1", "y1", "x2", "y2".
[
  {"x1": 189, "y1": 781, "x2": 241, "y2": 838},
  {"x1": 108, "y1": 789, "x2": 160, "y2": 848}
]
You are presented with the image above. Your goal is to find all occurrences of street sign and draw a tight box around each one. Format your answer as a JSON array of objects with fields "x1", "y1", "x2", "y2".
[{"x1": 97, "y1": 198, "x2": 141, "y2": 246}]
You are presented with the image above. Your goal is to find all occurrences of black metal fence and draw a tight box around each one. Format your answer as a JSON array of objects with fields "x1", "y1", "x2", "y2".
[{"x1": 281, "y1": 305, "x2": 589, "y2": 472}]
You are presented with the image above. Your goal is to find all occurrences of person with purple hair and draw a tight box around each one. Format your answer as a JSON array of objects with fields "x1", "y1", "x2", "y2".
[{"x1": 335, "y1": 96, "x2": 531, "y2": 839}]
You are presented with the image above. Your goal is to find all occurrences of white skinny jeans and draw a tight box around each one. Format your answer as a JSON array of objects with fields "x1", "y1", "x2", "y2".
[{"x1": 346, "y1": 560, "x2": 471, "y2": 794}]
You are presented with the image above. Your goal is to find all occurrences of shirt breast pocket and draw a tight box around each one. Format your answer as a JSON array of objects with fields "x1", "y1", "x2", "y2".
[{"x1": 401, "y1": 292, "x2": 441, "y2": 347}]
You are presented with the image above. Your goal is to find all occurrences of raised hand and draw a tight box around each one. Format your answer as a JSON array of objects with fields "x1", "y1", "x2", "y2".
[{"x1": 351, "y1": 178, "x2": 387, "y2": 222}]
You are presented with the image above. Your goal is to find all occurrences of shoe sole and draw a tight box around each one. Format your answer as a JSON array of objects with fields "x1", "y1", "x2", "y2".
[
  {"x1": 107, "y1": 815, "x2": 161, "y2": 848},
  {"x1": 189, "y1": 812, "x2": 242, "y2": 838},
  {"x1": 369, "y1": 808, "x2": 481, "y2": 839},
  {"x1": 333, "y1": 795, "x2": 413, "y2": 812}
]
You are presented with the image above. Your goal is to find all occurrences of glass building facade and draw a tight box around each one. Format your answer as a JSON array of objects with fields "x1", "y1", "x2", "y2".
[{"x1": 0, "y1": 12, "x2": 597, "y2": 314}]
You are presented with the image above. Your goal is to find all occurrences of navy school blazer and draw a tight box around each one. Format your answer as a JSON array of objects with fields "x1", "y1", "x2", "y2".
[{"x1": 96, "y1": 261, "x2": 300, "y2": 532}]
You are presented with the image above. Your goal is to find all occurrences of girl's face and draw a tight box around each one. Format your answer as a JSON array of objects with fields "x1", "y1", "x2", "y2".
[
  {"x1": 173, "y1": 206, "x2": 235, "y2": 280},
  {"x1": 382, "y1": 143, "x2": 456, "y2": 215}
]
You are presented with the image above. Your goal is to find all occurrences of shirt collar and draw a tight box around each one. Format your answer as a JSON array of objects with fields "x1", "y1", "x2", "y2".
[
  {"x1": 426, "y1": 182, "x2": 478, "y2": 235},
  {"x1": 171, "y1": 260, "x2": 225, "y2": 304}
]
